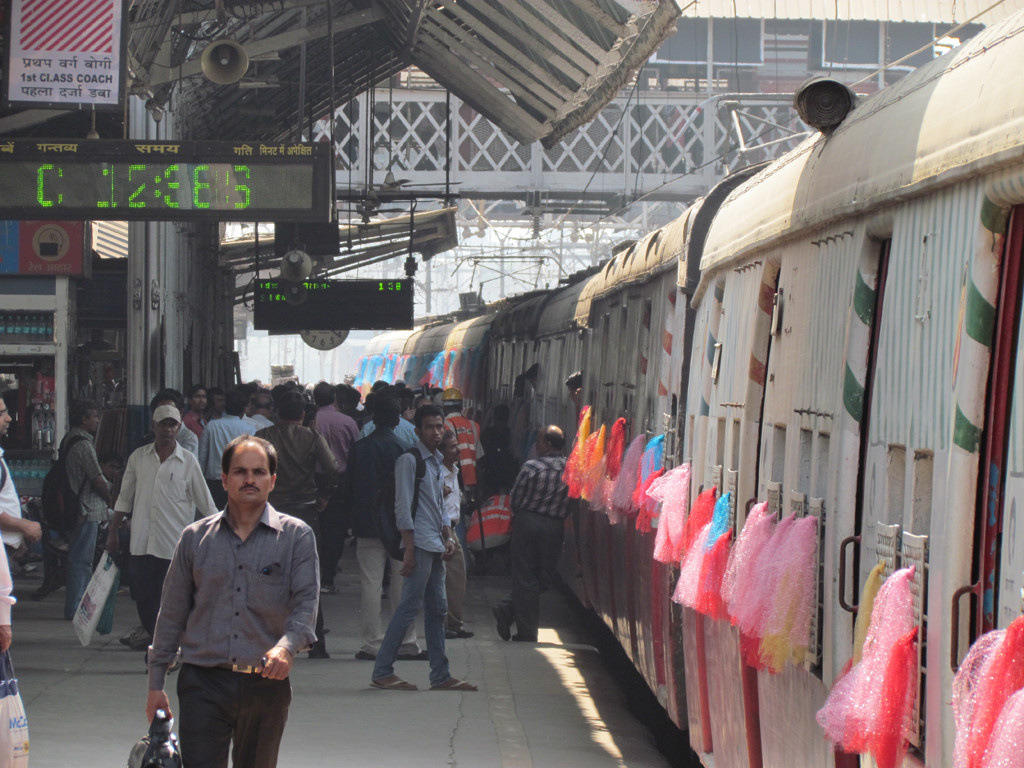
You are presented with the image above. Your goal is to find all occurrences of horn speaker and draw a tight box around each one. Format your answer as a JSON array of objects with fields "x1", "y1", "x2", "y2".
[
  {"x1": 200, "y1": 39, "x2": 249, "y2": 85},
  {"x1": 794, "y1": 77, "x2": 856, "y2": 133},
  {"x1": 279, "y1": 250, "x2": 313, "y2": 283}
]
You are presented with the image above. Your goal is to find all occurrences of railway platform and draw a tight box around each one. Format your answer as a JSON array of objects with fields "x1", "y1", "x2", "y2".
[{"x1": 9, "y1": 546, "x2": 675, "y2": 767}]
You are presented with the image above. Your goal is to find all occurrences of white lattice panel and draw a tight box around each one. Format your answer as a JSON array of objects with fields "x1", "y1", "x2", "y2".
[
  {"x1": 805, "y1": 497, "x2": 826, "y2": 671},
  {"x1": 901, "y1": 532, "x2": 929, "y2": 748},
  {"x1": 724, "y1": 468, "x2": 738, "y2": 529},
  {"x1": 711, "y1": 464, "x2": 723, "y2": 496},
  {"x1": 767, "y1": 481, "x2": 782, "y2": 516},
  {"x1": 875, "y1": 522, "x2": 901, "y2": 577},
  {"x1": 790, "y1": 490, "x2": 807, "y2": 517}
]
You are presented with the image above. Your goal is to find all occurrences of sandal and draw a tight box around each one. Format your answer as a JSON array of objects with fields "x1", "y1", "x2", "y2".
[
  {"x1": 370, "y1": 676, "x2": 418, "y2": 691},
  {"x1": 430, "y1": 677, "x2": 478, "y2": 691}
]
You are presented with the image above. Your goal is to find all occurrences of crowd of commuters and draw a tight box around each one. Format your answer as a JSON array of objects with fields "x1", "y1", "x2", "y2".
[{"x1": 0, "y1": 371, "x2": 574, "y2": 765}]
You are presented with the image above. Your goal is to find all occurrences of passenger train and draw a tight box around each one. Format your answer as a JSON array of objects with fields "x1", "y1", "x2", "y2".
[{"x1": 355, "y1": 11, "x2": 1024, "y2": 767}]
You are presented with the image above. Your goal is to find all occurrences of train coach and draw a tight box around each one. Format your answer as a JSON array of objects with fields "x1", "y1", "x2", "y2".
[
  {"x1": 355, "y1": 10, "x2": 1024, "y2": 766},
  {"x1": 675, "y1": 9, "x2": 1024, "y2": 768}
]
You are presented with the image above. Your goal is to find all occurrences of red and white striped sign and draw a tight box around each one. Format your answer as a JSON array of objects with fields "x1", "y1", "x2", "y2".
[
  {"x1": 6, "y1": 0, "x2": 125, "y2": 109},
  {"x1": 20, "y1": 0, "x2": 115, "y2": 53}
]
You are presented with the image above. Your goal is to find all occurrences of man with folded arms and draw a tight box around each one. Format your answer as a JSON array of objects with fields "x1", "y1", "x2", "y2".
[{"x1": 146, "y1": 435, "x2": 319, "y2": 768}]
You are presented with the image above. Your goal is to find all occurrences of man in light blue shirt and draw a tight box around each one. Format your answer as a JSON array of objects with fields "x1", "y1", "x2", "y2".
[
  {"x1": 359, "y1": 388, "x2": 417, "y2": 449},
  {"x1": 370, "y1": 404, "x2": 476, "y2": 692},
  {"x1": 197, "y1": 389, "x2": 252, "y2": 508}
]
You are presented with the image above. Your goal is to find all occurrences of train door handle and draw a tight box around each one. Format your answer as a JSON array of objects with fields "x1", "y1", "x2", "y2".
[
  {"x1": 838, "y1": 535, "x2": 861, "y2": 613},
  {"x1": 950, "y1": 583, "x2": 981, "y2": 671}
]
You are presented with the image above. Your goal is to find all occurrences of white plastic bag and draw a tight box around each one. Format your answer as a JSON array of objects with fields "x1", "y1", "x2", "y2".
[
  {"x1": 0, "y1": 652, "x2": 28, "y2": 767},
  {"x1": 72, "y1": 553, "x2": 119, "y2": 647}
]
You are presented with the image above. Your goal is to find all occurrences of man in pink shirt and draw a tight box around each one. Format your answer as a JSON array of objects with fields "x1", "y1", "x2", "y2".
[
  {"x1": 182, "y1": 384, "x2": 207, "y2": 440},
  {"x1": 313, "y1": 381, "x2": 359, "y2": 593}
]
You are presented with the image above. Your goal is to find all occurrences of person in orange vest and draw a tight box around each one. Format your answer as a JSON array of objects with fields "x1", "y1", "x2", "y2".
[{"x1": 442, "y1": 388, "x2": 484, "y2": 499}]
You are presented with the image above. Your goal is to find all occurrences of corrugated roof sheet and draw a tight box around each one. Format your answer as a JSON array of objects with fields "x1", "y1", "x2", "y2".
[{"x1": 685, "y1": 0, "x2": 1024, "y2": 23}]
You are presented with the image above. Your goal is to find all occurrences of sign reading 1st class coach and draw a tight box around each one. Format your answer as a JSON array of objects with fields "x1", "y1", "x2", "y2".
[
  {"x1": 0, "y1": 140, "x2": 333, "y2": 222},
  {"x1": 6, "y1": 0, "x2": 128, "y2": 110}
]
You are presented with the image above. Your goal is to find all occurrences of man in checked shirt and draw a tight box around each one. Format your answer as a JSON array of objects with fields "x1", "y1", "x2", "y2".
[
  {"x1": 492, "y1": 425, "x2": 569, "y2": 643},
  {"x1": 146, "y1": 435, "x2": 319, "y2": 768}
]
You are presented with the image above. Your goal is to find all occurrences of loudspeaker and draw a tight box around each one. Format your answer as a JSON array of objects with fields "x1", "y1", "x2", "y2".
[
  {"x1": 200, "y1": 39, "x2": 249, "y2": 85},
  {"x1": 279, "y1": 249, "x2": 313, "y2": 283},
  {"x1": 794, "y1": 77, "x2": 855, "y2": 133}
]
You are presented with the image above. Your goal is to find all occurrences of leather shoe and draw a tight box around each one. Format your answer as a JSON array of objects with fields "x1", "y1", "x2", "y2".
[
  {"x1": 397, "y1": 650, "x2": 429, "y2": 661},
  {"x1": 446, "y1": 628, "x2": 474, "y2": 639},
  {"x1": 308, "y1": 646, "x2": 330, "y2": 659},
  {"x1": 492, "y1": 605, "x2": 512, "y2": 641},
  {"x1": 354, "y1": 650, "x2": 376, "y2": 661}
]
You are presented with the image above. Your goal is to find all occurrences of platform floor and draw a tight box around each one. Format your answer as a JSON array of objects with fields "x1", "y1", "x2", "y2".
[{"x1": 11, "y1": 546, "x2": 672, "y2": 767}]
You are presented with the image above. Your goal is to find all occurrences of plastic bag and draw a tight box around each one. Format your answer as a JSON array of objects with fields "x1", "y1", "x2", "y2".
[
  {"x1": 73, "y1": 553, "x2": 119, "y2": 646},
  {"x1": 0, "y1": 652, "x2": 28, "y2": 767}
]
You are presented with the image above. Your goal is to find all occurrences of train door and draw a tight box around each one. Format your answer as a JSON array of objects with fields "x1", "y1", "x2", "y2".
[{"x1": 983, "y1": 207, "x2": 1024, "y2": 629}]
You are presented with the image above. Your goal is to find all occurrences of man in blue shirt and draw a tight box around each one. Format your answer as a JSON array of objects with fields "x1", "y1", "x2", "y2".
[
  {"x1": 370, "y1": 404, "x2": 477, "y2": 692},
  {"x1": 198, "y1": 389, "x2": 253, "y2": 507}
]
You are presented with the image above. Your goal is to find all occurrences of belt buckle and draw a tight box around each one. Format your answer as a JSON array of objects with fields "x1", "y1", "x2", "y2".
[{"x1": 231, "y1": 664, "x2": 255, "y2": 674}]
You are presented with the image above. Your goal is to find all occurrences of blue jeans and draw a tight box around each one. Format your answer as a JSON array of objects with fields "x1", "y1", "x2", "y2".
[
  {"x1": 373, "y1": 547, "x2": 450, "y2": 687},
  {"x1": 65, "y1": 520, "x2": 98, "y2": 620}
]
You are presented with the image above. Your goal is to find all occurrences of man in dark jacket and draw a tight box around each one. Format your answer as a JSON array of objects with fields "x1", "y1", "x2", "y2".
[
  {"x1": 346, "y1": 397, "x2": 424, "y2": 661},
  {"x1": 255, "y1": 391, "x2": 338, "y2": 659}
]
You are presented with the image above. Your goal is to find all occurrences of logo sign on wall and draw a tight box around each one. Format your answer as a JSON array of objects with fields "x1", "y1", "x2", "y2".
[
  {"x1": 0, "y1": 221, "x2": 87, "y2": 276},
  {"x1": 4, "y1": 0, "x2": 127, "y2": 110}
]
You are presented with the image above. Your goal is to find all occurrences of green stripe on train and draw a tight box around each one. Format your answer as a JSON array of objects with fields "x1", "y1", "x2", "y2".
[
  {"x1": 965, "y1": 279, "x2": 996, "y2": 346},
  {"x1": 853, "y1": 271, "x2": 875, "y2": 326},
  {"x1": 953, "y1": 403, "x2": 983, "y2": 453},
  {"x1": 843, "y1": 364, "x2": 864, "y2": 422}
]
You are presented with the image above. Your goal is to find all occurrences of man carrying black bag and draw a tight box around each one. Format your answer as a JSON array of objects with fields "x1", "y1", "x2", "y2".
[{"x1": 145, "y1": 435, "x2": 319, "y2": 768}]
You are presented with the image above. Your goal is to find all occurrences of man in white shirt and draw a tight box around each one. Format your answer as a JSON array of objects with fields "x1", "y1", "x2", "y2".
[
  {"x1": 243, "y1": 391, "x2": 275, "y2": 431},
  {"x1": 0, "y1": 400, "x2": 41, "y2": 549},
  {"x1": 106, "y1": 405, "x2": 217, "y2": 645},
  {"x1": 441, "y1": 429, "x2": 472, "y2": 640},
  {"x1": 0, "y1": 401, "x2": 26, "y2": 650}
]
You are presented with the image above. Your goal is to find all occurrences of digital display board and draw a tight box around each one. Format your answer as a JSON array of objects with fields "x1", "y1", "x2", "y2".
[
  {"x1": 253, "y1": 279, "x2": 414, "y2": 331},
  {"x1": 0, "y1": 139, "x2": 331, "y2": 221}
]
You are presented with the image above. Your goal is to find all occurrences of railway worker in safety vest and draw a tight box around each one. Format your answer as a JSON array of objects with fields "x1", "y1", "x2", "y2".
[{"x1": 441, "y1": 388, "x2": 484, "y2": 499}]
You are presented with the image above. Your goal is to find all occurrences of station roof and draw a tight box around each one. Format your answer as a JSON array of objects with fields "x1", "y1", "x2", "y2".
[
  {"x1": 124, "y1": 0, "x2": 680, "y2": 147},
  {"x1": 686, "y1": 0, "x2": 1024, "y2": 24}
]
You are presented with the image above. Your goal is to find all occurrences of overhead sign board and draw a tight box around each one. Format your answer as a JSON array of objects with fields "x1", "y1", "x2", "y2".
[
  {"x1": 253, "y1": 279, "x2": 414, "y2": 331},
  {"x1": 0, "y1": 140, "x2": 332, "y2": 222},
  {"x1": 5, "y1": 0, "x2": 128, "y2": 110}
]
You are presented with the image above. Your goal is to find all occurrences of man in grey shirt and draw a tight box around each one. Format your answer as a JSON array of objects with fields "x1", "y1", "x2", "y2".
[
  {"x1": 146, "y1": 435, "x2": 319, "y2": 768},
  {"x1": 370, "y1": 404, "x2": 476, "y2": 692},
  {"x1": 62, "y1": 400, "x2": 114, "y2": 620}
]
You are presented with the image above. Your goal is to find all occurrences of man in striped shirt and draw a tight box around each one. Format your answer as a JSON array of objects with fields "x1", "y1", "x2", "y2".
[{"x1": 492, "y1": 425, "x2": 568, "y2": 643}]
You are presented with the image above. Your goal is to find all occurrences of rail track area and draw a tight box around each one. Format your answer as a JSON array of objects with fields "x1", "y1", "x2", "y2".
[{"x1": 9, "y1": 548, "x2": 687, "y2": 767}]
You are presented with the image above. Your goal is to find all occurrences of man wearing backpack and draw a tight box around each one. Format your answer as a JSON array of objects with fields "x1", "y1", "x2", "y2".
[
  {"x1": 370, "y1": 404, "x2": 477, "y2": 692},
  {"x1": 347, "y1": 397, "x2": 423, "y2": 661},
  {"x1": 61, "y1": 400, "x2": 115, "y2": 620}
]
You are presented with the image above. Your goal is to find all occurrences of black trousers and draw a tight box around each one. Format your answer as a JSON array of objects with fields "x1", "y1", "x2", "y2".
[
  {"x1": 129, "y1": 554, "x2": 170, "y2": 638},
  {"x1": 177, "y1": 664, "x2": 291, "y2": 768},
  {"x1": 499, "y1": 511, "x2": 565, "y2": 641},
  {"x1": 317, "y1": 481, "x2": 348, "y2": 586}
]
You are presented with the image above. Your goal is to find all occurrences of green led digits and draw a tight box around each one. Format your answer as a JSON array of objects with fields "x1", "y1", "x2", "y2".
[
  {"x1": 36, "y1": 164, "x2": 61, "y2": 207},
  {"x1": 233, "y1": 165, "x2": 250, "y2": 209},
  {"x1": 193, "y1": 165, "x2": 211, "y2": 209}
]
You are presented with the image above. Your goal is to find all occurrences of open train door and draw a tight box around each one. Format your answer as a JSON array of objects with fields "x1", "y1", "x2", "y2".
[{"x1": 979, "y1": 207, "x2": 1024, "y2": 633}]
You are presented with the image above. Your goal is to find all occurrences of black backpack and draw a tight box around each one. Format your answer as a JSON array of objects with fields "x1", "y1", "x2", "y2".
[
  {"x1": 375, "y1": 448, "x2": 426, "y2": 561},
  {"x1": 40, "y1": 434, "x2": 89, "y2": 535}
]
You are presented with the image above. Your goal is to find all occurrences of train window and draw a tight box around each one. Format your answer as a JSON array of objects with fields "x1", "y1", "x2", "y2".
[
  {"x1": 887, "y1": 445, "x2": 907, "y2": 524},
  {"x1": 910, "y1": 450, "x2": 933, "y2": 535},
  {"x1": 815, "y1": 433, "x2": 830, "y2": 499},
  {"x1": 799, "y1": 428, "x2": 813, "y2": 493},
  {"x1": 716, "y1": 417, "x2": 727, "y2": 467},
  {"x1": 771, "y1": 424, "x2": 786, "y2": 484},
  {"x1": 731, "y1": 417, "x2": 740, "y2": 470}
]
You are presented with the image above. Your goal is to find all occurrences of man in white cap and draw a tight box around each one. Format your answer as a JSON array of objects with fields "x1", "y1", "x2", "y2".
[{"x1": 107, "y1": 404, "x2": 217, "y2": 648}]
